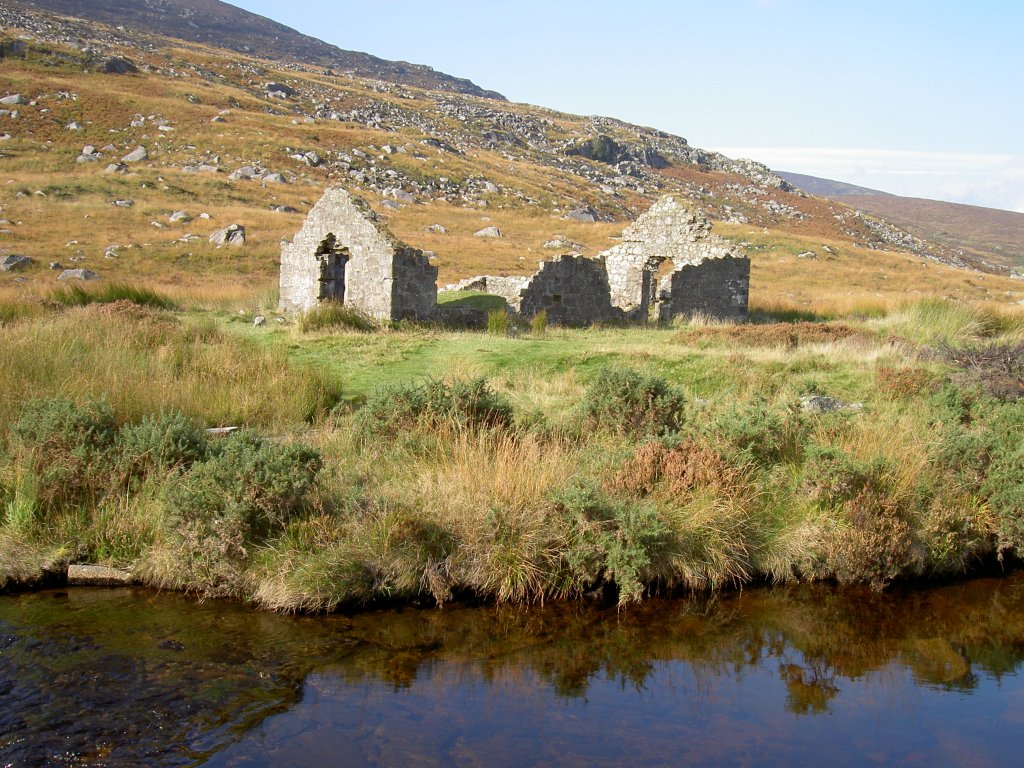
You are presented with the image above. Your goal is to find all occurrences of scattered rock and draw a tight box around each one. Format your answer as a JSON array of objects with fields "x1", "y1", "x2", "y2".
[
  {"x1": 67, "y1": 564, "x2": 133, "y2": 586},
  {"x1": 111, "y1": 199, "x2": 134, "y2": 208},
  {"x1": 169, "y1": 210, "x2": 192, "y2": 223},
  {"x1": 797, "y1": 250, "x2": 818, "y2": 259},
  {"x1": 228, "y1": 166, "x2": 257, "y2": 181},
  {"x1": 426, "y1": 224, "x2": 448, "y2": 234},
  {"x1": 265, "y1": 82, "x2": 297, "y2": 98},
  {"x1": 209, "y1": 224, "x2": 245, "y2": 246},
  {"x1": 799, "y1": 395, "x2": 863, "y2": 414},
  {"x1": 57, "y1": 268, "x2": 100, "y2": 280},
  {"x1": 565, "y1": 206, "x2": 598, "y2": 223},
  {"x1": 101, "y1": 56, "x2": 139, "y2": 74},
  {"x1": 121, "y1": 145, "x2": 148, "y2": 163},
  {"x1": 262, "y1": 172, "x2": 287, "y2": 184},
  {"x1": 543, "y1": 237, "x2": 586, "y2": 251},
  {"x1": 0, "y1": 94, "x2": 25, "y2": 106},
  {"x1": 0, "y1": 254, "x2": 32, "y2": 271},
  {"x1": 474, "y1": 226, "x2": 502, "y2": 238},
  {"x1": 104, "y1": 163, "x2": 127, "y2": 174}
]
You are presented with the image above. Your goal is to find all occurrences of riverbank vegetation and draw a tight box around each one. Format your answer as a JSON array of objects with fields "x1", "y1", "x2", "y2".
[{"x1": 1, "y1": 289, "x2": 1023, "y2": 610}]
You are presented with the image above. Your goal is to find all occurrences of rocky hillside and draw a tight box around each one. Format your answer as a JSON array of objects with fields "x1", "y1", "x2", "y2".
[
  {"x1": 833, "y1": 195, "x2": 1024, "y2": 272},
  {"x1": 1, "y1": 0, "x2": 1020, "y2": 310},
  {"x1": 3, "y1": 0, "x2": 505, "y2": 98}
]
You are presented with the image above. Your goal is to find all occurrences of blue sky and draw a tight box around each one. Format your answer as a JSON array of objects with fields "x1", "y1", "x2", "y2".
[{"x1": 231, "y1": 0, "x2": 1024, "y2": 211}]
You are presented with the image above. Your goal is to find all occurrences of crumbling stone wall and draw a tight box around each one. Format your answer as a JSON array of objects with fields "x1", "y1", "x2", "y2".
[
  {"x1": 657, "y1": 256, "x2": 750, "y2": 322},
  {"x1": 600, "y1": 195, "x2": 745, "y2": 320},
  {"x1": 279, "y1": 188, "x2": 437, "y2": 321},
  {"x1": 516, "y1": 255, "x2": 616, "y2": 327}
]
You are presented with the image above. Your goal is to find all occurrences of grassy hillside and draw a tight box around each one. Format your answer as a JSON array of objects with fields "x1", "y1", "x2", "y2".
[{"x1": 2, "y1": 6, "x2": 1020, "y2": 313}]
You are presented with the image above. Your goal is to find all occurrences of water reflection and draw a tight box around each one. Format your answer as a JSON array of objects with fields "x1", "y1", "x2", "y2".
[{"x1": 2, "y1": 576, "x2": 1024, "y2": 766}]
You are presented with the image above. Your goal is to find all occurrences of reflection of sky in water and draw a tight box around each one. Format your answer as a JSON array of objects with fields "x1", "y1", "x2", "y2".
[{"x1": 3, "y1": 577, "x2": 1024, "y2": 768}]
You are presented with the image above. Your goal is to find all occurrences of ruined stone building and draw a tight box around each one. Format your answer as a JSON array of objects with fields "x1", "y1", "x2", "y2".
[
  {"x1": 280, "y1": 189, "x2": 748, "y2": 327},
  {"x1": 279, "y1": 188, "x2": 437, "y2": 321},
  {"x1": 442, "y1": 196, "x2": 750, "y2": 325},
  {"x1": 599, "y1": 196, "x2": 750, "y2": 322}
]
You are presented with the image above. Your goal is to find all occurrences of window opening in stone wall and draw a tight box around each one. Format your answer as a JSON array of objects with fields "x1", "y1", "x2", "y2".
[{"x1": 315, "y1": 233, "x2": 349, "y2": 302}]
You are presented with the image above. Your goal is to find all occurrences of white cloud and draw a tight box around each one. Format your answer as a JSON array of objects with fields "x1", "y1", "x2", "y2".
[{"x1": 710, "y1": 147, "x2": 1024, "y2": 213}]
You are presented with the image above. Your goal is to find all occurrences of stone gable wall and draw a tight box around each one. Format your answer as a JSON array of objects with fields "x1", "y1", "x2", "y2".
[
  {"x1": 279, "y1": 188, "x2": 436, "y2": 321},
  {"x1": 600, "y1": 195, "x2": 744, "y2": 319}
]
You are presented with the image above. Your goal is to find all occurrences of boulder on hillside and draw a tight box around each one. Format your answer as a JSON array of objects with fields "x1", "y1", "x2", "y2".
[
  {"x1": 265, "y1": 82, "x2": 297, "y2": 98},
  {"x1": 57, "y1": 268, "x2": 100, "y2": 281},
  {"x1": 229, "y1": 166, "x2": 258, "y2": 181},
  {"x1": 565, "y1": 206, "x2": 598, "y2": 223},
  {"x1": 169, "y1": 210, "x2": 192, "y2": 223},
  {"x1": 0, "y1": 254, "x2": 32, "y2": 271},
  {"x1": 102, "y1": 57, "x2": 138, "y2": 74},
  {"x1": 0, "y1": 94, "x2": 25, "y2": 106},
  {"x1": 474, "y1": 226, "x2": 502, "y2": 238},
  {"x1": 121, "y1": 146, "x2": 148, "y2": 163},
  {"x1": 209, "y1": 224, "x2": 245, "y2": 246}
]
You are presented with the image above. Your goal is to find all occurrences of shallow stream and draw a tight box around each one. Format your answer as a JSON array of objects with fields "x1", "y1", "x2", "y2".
[{"x1": 3, "y1": 575, "x2": 1023, "y2": 766}]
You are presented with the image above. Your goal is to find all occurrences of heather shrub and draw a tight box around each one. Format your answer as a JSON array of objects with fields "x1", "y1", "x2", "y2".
[
  {"x1": 801, "y1": 446, "x2": 890, "y2": 507},
  {"x1": 823, "y1": 487, "x2": 915, "y2": 590},
  {"x1": 711, "y1": 397, "x2": 806, "y2": 465},
  {"x1": 9, "y1": 398, "x2": 117, "y2": 512},
  {"x1": 355, "y1": 377, "x2": 514, "y2": 438},
  {"x1": 581, "y1": 367, "x2": 685, "y2": 437},
  {"x1": 160, "y1": 432, "x2": 322, "y2": 594},
  {"x1": 114, "y1": 409, "x2": 208, "y2": 484}
]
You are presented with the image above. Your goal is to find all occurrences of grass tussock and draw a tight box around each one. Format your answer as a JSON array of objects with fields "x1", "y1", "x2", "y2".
[
  {"x1": 298, "y1": 301, "x2": 377, "y2": 333},
  {"x1": 49, "y1": 282, "x2": 180, "y2": 311}
]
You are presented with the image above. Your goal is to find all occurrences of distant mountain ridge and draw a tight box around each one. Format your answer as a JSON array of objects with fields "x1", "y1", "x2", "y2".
[
  {"x1": 5, "y1": 0, "x2": 506, "y2": 99},
  {"x1": 777, "y1": 171, "x2": 892, "y2": 198}
]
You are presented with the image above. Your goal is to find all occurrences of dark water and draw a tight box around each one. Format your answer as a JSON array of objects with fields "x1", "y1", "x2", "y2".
[{"x1": 2, "y1": 577, "x2": 1024, "y2": 767}]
